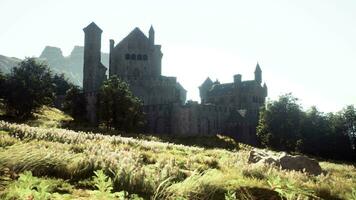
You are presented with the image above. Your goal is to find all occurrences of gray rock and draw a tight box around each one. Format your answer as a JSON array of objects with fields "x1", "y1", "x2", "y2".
[
  {"x1": 248, "y1": 149, "x2": 322, "y2": 175},
  {"x1": 279, "y1": 154, "x2": 322, "y2": 175}
]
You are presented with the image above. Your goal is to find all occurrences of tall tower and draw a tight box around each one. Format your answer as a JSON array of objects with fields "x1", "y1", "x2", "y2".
[
  {"x1": 254, "y1": 62, "x2": 262, "y2": 85},
  {"x1": 149, "y1": 25, "x2": 155, "y2": 45},
  {"x1": 83, "y1": 22, "x2": 103, "y2": 93},
  {"x1": 83, "y1": 22, "x2": 107, "y2": 124}
]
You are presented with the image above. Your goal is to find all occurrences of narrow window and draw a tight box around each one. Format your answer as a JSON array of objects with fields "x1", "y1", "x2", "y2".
[
  {"x1": 125, "y1": 54, "x2": 130, "y2": 60},
  {"x1": 143, "y1": 55, "x2": 148, "y2": 60},
  {"x1": 131, "y1": 54, "x2": 136, "y2": 60},
  {"x1": 137, "y1": 54, "x2": 142, "y2": 60}
]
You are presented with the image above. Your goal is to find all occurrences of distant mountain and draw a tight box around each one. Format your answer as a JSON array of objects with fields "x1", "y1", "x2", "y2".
[
  {"x1": 0, "y1": 55, "x2": 21, "y2": 74},
  {"x1": 0, "y1": 46, "x2": 109, "y2": 86},
  {"x1": 39, "y1": 46, "x2": 109, "y2": 86}
]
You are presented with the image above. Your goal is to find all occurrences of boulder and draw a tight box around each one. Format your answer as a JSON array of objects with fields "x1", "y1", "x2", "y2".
[
  {"x1": 248, "y1": 149, "x2": 322, "y2": 175},
  {"x1": 279, "y1": 154, "x2": 322, "y2": 175}
]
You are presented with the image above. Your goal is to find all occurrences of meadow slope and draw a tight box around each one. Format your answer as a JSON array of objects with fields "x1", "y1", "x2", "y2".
[{"x1": 0, "y1": 119, "x2": 355, "y2": 199}]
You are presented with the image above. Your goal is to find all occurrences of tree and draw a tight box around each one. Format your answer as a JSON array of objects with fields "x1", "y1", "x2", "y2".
[
  {"x1": 343, "y1": 105, "x2": 356, "y2": 150},
  {"x1": 257, "y1": 93, "x2": 303, "y2": 151},
  {"x1": 63, "y1": 85, "x2": 87, "y2": 121},
  {"x1": 0, "y1": 71, "x2": 5, "y2": 99},
  {"x1": 52, "y1": 73, "x2": 73, "y2": 96},
  {"x1": 2, "y1": 58, "x2": 54, "y2": 119},
  {"x1": 97, "y1": 76, "x2": 145, "y2": 132}
]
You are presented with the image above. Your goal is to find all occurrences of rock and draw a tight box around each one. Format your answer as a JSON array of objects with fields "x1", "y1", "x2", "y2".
[
  {"x1": 248, "y1": 149, "x2": 322, "y2": 175},
  {"x1": 279, "y1": 154, "x2": 322, "y2": 175}
]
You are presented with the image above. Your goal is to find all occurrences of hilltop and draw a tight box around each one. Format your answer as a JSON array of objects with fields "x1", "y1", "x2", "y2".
[
  {"x1": 0, "y1": 108, "x2": 355, "y2": 200},
  {"x1": 0, "y1": 46, "x2": 109, "y2": 85},
  {"x1": 0, "y1": 55, "x2": 21, "y2": 74}
]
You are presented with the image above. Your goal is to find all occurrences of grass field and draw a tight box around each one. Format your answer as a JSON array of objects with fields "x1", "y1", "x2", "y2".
[
  {"x1": 0, "y1": 107, "x2": 355, "y2": 199},
  {"x1": 0, "y1": 120, "x2": 355, "y2": 200}
]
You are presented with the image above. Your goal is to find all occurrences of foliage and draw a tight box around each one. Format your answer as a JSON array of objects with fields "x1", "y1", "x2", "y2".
[
  {"x1": 3, "y1": 171, "x2": 52, "y2": 200},
  {"x1": 343, "y1": 105, "x2": 356, "y2": 150},
  {"x1": 257, "y1": 93, "x2": 303, "y2": 151},
  {"x1": 2, "y1": 58, "x2": 55, "y2": 119},
  {"x1": 257, "y1": 93, "x2": 355, "y2": 161},
  {"x1": 92, "y1": 170, "x2": 114, "y2": 199},
  {"x1": 63, "y1": 85, "x2": 87, "y2": 121},
  {"x1": 98, "y1": 76, "x2": 145, "y2": 132},
  {"x1": 0, "y1": 71, "x2": 5, "y2": 99},
  {"x1": 224, "y1": 190, "x2": 236, "y2": 200},
  {"x1": 52, "y1": 73, "x2": 73, "y2": 96},
  {"x1": 0, "y1": 120, "x2": 355, "y2": 199},
  {"x1": 26, "y1": 106, "x2": 73, "y2": 128},
  {"x1": 267, "y1": 175, "x2": 316, "y2": 200}
]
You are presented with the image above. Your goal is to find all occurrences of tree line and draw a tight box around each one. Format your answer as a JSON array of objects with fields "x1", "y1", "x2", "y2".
[
  {"x1": 257, "y1": 94, "x2": 356, "y2": 161},
  {"x1": 0, "y1": 58, "x2": 145, "y2": 132},
  {"x1": 1, "y1": 58, "x2": 354, "y2": 161}
]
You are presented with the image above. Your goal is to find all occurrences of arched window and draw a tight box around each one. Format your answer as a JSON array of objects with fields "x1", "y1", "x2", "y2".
[
  {"x1": 137, "y1": 54, "x2": 142, "y2": 60},
  {"x1": 125, "y1": 54, "x2": 130, "y2": 60},
  {"x1": 131, "y1": 54, "x2": 136, "y2": 60},
  {"x1": 143, "y1": 55, "x2": 148, "y2": 60}
]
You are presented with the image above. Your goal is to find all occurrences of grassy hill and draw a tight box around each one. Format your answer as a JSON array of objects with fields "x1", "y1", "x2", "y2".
[{"x1": 0, "y1": 108, "x2": 355, "y2": 199}]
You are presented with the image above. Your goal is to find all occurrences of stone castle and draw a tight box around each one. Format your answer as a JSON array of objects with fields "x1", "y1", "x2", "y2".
[{"x1": 83, "y1": 22, "x2": 267, "y2": 144}]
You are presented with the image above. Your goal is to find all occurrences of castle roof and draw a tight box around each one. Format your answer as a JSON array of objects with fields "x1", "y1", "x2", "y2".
[
  {"x1": 149, "y1": 25, "x2": 154, "y2": 33},
  {"x1": 83, "y1": 22, "x2": 103, "y2": 33},
  {"x1": 255, "y1": 62, "x2": 262, "y2": 72},
  {"x1": 115, "y1": 27, "x2": 149, "y2": 48},
  {"x1": 209, "y1": 83, "x2": 234, "y2": 95},
  {"x1": 199, "y1": 77, "x2": 213, "y2": 88},
  {"x1": 176, "y1": 82, "x2": 187, "y2": 92}
]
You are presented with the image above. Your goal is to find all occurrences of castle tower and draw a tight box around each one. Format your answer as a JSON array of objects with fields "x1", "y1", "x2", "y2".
[
  {"x1": 263, "y1": 83, "x2": 268, "y2": 97},
  {"x1": 83, "y1": 22, "x2": 107, "y2": 123},
  {"x1": 254, "y1": 62, "x2": 262, "y2": 85},
  {"x1": 149, "y1": 25, "x2": 155, "y2": 45},
  {"x1": 109, "y1": 39, "x2": 115, "y2": 75},
  {"x1": 199, "y1": 77, "x2": 213, "y2": 104},
  {"x1": 83, "y1": 22, "x2": 103, "y2": 93}
]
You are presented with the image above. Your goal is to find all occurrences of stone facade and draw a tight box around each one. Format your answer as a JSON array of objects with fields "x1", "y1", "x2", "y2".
[{"x1": 83, "y1": 22, "x2": 268, "y2": 144}]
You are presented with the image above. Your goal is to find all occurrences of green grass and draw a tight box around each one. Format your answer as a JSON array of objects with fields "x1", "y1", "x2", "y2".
[
  {"x1": 26, "y1": 106, "x2": 73, "y2": 128},
  {"x1": 0, "y1": 104, "x2": 73, "y2": 128},
  {"x1": 0, "y1": 121, "x2": 355, "y2": 200}
]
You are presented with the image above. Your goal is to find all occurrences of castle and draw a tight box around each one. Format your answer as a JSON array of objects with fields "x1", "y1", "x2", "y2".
[{"x1": 83, "y1": 22, "x2": 267, "y2": 144}]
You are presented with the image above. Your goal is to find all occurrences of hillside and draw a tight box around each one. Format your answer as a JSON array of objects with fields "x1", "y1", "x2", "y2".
[
  {"x1": 0, "y1": 55, "x2": 21, "y2": 74},
  {"x1": 0, "y1": 46, "x2": 109, "y2": 86},
  {"x1": 38, "y1": 46, "x2": 109, "y2": 85},
  {"x1": 0, "y1": 117, "x2": 355, "y2": 199}
]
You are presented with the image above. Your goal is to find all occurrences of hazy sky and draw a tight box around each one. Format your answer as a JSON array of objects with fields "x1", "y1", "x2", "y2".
[{"x1": 0, "y1": 0, "x2": 355, "y2": 112}]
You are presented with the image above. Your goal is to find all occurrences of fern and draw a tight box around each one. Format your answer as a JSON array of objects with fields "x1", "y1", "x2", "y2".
[
  {"x1": 225, "y1": 190, "x2": 236, "y2": 200},
  {"x1": 92, "y1": 169, "x2": 114, "y2": 199},
  {"x1": 4, "y1": 171, "x2": 51, "y2": 200},
  {"x1": 268, "y1": 175, "x2": 317, "y2": 200}
]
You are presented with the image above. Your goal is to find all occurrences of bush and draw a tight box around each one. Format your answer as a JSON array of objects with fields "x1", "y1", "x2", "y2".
[
  {"x1": 98, "y1": 76, "x2": 145, "y2": 132},
  {"x1": 2, "y1": 58, "x2": 55, "y2": 119}
]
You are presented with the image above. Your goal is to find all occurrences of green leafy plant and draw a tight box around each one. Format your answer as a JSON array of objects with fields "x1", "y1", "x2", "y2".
[
  {"x1": 92, "y1": 170, "x2": 114, "y2": 199},
  {"x1": 4, "y1": 171, "x2": 51, "y2": 200},
  {"x1": 267, "y1": 175, "x2": 316, "y2": 200},
  {"x1": 224, "y1": 190, "x2": 236, "y2": 200}
]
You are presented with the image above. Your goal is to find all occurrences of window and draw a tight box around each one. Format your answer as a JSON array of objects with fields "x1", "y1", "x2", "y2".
[
  {"x1": 131, "y1": 54, "x2": 136, "y2": 60},
  {"x1": 137, "y1": 54, "x2": 142, "y2": 60},
  {"x1": 143, "y1": 55, "x2": 148, "y2": 60},
  {"x1": 125, "y1": 54, "x2": 130, "y2": 60}
]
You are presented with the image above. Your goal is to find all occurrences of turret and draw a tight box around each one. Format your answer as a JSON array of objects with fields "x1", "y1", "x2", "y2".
[
  {"x1": 149, "y1": 25, "x2": 155, "y2": 45},
  {"x1": 263, "y1": 82, "x2": 268, "y2": 96},
  {"x1": 83, "y1": 22, "x2": 103, "y2": 93},
  {"x1": 234, "y1": 74, "x2": 242, "y2": 84},
  {"x1": 199, "y1": 77, "x2": 213, "y2": 104},
  {"x1": 254, "y1": 62, "x2": 262, "y2": 85},
  {"x1": 109, "y1": 39, "x2": 115, "y2": 75}
]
